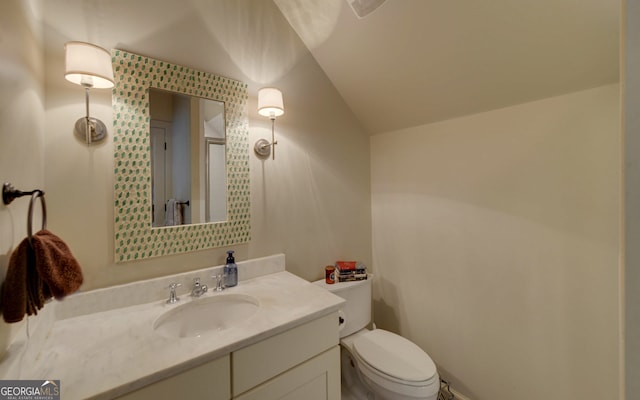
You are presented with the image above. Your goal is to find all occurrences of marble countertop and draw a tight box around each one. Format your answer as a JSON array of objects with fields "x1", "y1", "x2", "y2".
[{"x1": 0, "y1": 260, "x2": 344, "y2": 399}]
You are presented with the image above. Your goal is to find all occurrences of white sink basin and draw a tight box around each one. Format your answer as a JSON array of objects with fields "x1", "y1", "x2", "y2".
[{"x1": 154, "y1": 293, "x2": 259, "y2": 338}]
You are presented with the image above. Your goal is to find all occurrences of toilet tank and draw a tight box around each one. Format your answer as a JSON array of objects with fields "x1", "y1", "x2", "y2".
[{"x1": 313, "y1": 277, "x2": 372, "y2": 338}]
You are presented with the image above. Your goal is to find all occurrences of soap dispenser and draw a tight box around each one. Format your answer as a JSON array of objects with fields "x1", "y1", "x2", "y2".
[{"x1": 224, "y1": 250, "x2": 238, "y2": 287}]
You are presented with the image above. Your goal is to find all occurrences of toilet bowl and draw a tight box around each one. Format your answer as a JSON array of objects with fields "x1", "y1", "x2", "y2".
[{"x1": 313, "y1": 277, "x2": 440, "y2": 400}]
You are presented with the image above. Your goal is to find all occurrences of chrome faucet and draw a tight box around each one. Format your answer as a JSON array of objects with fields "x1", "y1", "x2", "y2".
[
  {"x1": 192, "y1": 277, "x2": 208, "y2": 297},
  {"x1": 166, "y1": 282, "x2": 182, "y2": 304}
]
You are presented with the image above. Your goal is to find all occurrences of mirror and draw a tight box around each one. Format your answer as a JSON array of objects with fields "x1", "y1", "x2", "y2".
[
  {"x1": 149, "y1": 88, "x2": 227, "y2": 226},
  {"x1": 112, "y1": 50, "x2": 251, "y2": 262}
]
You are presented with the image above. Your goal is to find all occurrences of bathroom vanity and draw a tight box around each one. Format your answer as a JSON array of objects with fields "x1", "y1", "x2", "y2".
[
  {"x1": 0, "y1": 255, "x2": 344, "y2": 400},
  {"x1": 119, "y1": 313, "x2": 339, "y2": 400}
]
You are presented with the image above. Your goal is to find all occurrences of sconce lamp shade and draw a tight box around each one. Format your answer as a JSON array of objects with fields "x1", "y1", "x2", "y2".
[
  {"x1": 258, "y1": 87, "x2": 284, "y2": 118},
  {"x1": 64, "y1": 41, "x2": 114, "y2": 89}
]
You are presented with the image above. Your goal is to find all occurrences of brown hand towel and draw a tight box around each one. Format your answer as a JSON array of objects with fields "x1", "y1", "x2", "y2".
[
  {"x1": 1, "y1": 230, "x2": 82, "y2": 323},
  {"x1": 1, "y1": 238, "x2": 49, "y2": 323},
  {"x1": 31, "y1": 229, "x2": 83, "y2": 299}
]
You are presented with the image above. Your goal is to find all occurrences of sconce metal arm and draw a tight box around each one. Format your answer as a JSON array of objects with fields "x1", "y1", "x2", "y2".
[
  {"x1": 84, "y1": 86, "x2": 91, "y2": 145},
  {"x1": 254, "y1": 117, "x2": 278, "y2": 160},
  {"x1": 73, "y1": 84, "x2": 107, "y2": 145}
]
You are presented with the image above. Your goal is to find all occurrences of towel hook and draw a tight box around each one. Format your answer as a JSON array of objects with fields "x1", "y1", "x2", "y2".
[{"x1": 2, "y1": 183, "x2": 47, "y2": 244}]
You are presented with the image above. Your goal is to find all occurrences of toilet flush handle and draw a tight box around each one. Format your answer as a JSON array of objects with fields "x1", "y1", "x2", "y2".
[{"x1": 337, "y1": 310, "x2": 346, "y2": 333}]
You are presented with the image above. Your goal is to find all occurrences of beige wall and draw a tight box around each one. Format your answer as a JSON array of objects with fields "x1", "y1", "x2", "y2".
[
  {"x1": 624, "y1": 0, "x2": 640, "y2": 397},
  {"x1": 0, "y1": 0, "x2": 45, "y2": 357},
  {"x1": 371, "y1": 84, "x2": 620, "y2": 399},
  {"x1": 0, "y1": 0, "x2": 371, "y2": 351},
  {"x1": 37, "y1": 0, "x2": 371, "y2": 291}
]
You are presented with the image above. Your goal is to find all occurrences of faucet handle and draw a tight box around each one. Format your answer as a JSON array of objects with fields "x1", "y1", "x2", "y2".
[
  {"x1": 212, "y1": 273, "x2": 225, "y2": 292},
  {"x1": 166, "y1": 282, "x2": 182, "y2": 304}
]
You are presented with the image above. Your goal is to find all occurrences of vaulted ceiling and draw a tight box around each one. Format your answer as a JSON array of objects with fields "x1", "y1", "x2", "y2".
[
  {"x1": 275, "y1": 0, "x2": 620, "y2": 135},
  {"x1": 41, "y1": 0, "x2": 619, "y2": 136}
]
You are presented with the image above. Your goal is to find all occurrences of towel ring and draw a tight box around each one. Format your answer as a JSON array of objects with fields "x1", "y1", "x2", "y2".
[{"x1": 27, "y1": 190, "x2": 47, "y2": 244}]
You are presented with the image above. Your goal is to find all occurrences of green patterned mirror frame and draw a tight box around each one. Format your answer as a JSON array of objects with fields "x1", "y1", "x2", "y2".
[{"x1": 112, "y1": 50, "x2": 250, "y2": 262}]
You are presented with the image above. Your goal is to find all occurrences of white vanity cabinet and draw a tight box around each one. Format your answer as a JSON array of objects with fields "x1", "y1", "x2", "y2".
[
  {"x1": 0, "y1": 259, "x2": 347, "y2": 400},
  {"x1": 115, "y1": 312, "x2": 340, "y2": 400}
]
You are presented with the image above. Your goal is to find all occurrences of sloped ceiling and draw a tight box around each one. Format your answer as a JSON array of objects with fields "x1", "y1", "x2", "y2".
[{"x1": 276, "y1": 0, "x2": 620, "y2": 135}]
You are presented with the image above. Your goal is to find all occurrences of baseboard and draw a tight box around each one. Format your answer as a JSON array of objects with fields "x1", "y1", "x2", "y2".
[{"x1": 450, "y1": 387, "x2": 471, "y2": 400}]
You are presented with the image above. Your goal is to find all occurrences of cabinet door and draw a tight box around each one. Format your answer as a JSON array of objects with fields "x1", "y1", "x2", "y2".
[
  {"x1": 116, "y1": 355, "x2": 230, "y2": 400},
  {"x1": 234, "y1": 346, "x2": 340, "y2": 400},
  {"x1": 232, "y1": 312, "x2": 339, "y2": 396}
]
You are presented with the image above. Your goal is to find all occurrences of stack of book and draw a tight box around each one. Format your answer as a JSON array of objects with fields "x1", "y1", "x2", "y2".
[{"x1": 335, "y1": 261, "x2": 368, "y2": 282}]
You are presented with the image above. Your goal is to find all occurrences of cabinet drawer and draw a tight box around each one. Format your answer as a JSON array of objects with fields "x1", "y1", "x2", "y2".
[
  {"x1": 116, "y1": 355, "x2": 230, "y2": 400},
  {"x1": 232, "y1": 312, "x2": 339, "y2": 396}
]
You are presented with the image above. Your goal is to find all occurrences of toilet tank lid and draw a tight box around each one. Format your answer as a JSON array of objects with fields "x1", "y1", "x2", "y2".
[
  {"x1": 353, "y1": 329, "x2": 437, "y2": 382},
  {"x1": 312, "y1": 275, "x2": 373, "y2": 293}
]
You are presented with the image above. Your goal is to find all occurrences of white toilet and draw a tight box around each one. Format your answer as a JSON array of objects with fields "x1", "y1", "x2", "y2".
[{"x1": 314, "y1": 277, "x2": 440, "y2": 400}]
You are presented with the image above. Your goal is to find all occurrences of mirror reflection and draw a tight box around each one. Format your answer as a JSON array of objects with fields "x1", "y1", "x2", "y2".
[{"x1": 149, "y1": 88, "x2": 227, "y2": 227}]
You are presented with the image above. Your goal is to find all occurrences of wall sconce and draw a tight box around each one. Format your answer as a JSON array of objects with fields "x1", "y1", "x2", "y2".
[
  {"x1": 64, "y1": 41, "x2": 114, "y2": 145},
  {"x1": 254, "y1": 87, "x2": 284, "y2": 160}
]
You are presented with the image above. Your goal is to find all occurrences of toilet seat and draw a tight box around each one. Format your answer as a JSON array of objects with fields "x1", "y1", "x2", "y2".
[
  {"x1": 353, "y1": 329, "x2": 438, "y2": 383},
  {"x1": 351, "y1": 329, "x2": 440, "y2": 398}
]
